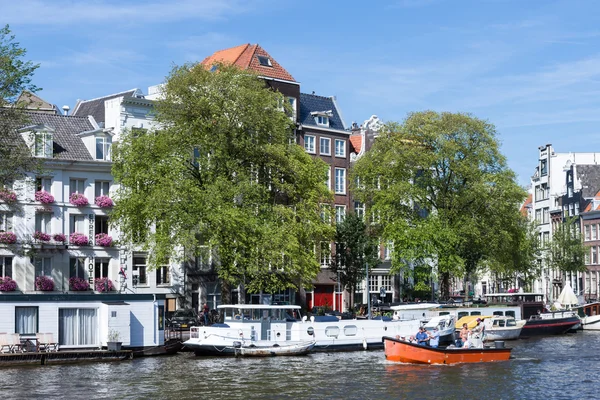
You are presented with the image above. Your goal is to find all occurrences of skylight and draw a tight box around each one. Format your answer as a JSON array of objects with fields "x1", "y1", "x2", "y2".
[{"x1": 257, "y1": 55, "x2": 272, "y2": 67}]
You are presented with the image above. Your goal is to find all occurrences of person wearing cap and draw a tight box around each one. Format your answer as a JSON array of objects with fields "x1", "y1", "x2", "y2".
[
  {"x1": 473, "y1": 317, "x2": 486, "y2": 340},
  {"x1": 415, "y1": 327, "x2": 429, "y2": 346},
  {"x1": 428, "y1": 326, "x2": 440, "y2": 348}
]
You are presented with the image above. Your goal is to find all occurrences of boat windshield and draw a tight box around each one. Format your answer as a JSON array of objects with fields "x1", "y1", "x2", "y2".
[{"x1": 222, "y1": 306, "x2": 300, "y2": 322}]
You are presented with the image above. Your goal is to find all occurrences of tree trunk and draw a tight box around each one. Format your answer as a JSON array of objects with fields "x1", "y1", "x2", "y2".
[{"x1": 440, "y1": 272, "x2": 450, "y2": 301}]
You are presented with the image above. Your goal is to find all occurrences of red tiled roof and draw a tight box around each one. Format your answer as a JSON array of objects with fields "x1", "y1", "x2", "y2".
[
  {"x1": 584, "y1": 190, "x2": 600, "y2": 212},
  {"x1": 349, "y1": 135, "x2": 362, "y2": 154},
  {"x1": 200, "y1": 44, "x2": 296, "y2": 82},
  {"x1": 520, "y1": 194, "x2": 532, "y2": 217}
]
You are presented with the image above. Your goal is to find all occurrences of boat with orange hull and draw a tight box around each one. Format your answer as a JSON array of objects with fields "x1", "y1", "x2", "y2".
[{"x1": 383, "y1": 336, "x2": 512, "y2": 365}]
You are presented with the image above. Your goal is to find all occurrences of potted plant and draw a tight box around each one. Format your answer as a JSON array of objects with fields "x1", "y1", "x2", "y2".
[
  {"x1": 53, "y1": 233, "x2": 66, "y2": 244},
  {"x1": 69, "y1": 232, "x2": 89, "y2": 246},
  {"x1": 0, "y1": 188, "x2": 17, "y2": 204},
  {"x1": 95, "y1": 233, "x2": 113, "y2": 247},
  {"x1": 95, "y1": 277, "x2": 114, "y2": 292},
  {"x1": 69, "y1": 276, "x2": 90, "y2": 291},
  {"x1": 33, "y1": 231, "x2": 51, "y2": 242},
  {"x1": 35, "y1": 276, "x2": 54, "y2": 291},
  {"x1": 0, "y1": 232, "x2": 17, "y2": 244},
  {"x1": 70, "y1": 193, "x2": 89, "y2": 207},
  {"x1": 95, "y1": 195, "x2": 113, "y2": 208},
  {"x1": 107, "y1": 329, "x2": 122, "y2": 351},
  {"x1": 0, "y1": 276, "x2": 17, "y2": 292},
  {"x1": 35, "y1": 190, "x2": 55, "y2": 204}
]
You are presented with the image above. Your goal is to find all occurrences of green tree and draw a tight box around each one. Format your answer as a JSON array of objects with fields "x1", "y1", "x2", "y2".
[
  {"x1": 330, "y1": 212, "x2": 380, "y2": 309},
  {"x1": 352, "y1": 111, "x2": 533, "y2": 300},
  {"x1": 0, "y1": 24, "x2": 40, "y2": 187},
  {"x1": 112, "y1": 63, "x2": 334, "y2": 304},
  {"x1": 545, "y1": 217, "x2": 587, "y2": 273}
]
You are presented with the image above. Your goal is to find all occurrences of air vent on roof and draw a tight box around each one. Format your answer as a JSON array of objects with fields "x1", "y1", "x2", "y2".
[{"x1": 257, "y1": 55, "x2": 272, "y2": 67}]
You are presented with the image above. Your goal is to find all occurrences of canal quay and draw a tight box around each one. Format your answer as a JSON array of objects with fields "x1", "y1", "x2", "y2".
[{"x1": 0, "y1": 332, "x2": 598, "y2": 400}]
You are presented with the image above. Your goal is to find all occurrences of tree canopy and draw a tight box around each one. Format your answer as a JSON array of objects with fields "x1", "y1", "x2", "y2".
[
  {"x1": 545, "y1": 217, "x2": 587, "y2": 274},
  {"x1": 0, "y1": 24, "x2": 40, "y2": 187},
  {"x1": 112, "y1": 63, "x2": 334, "y2": 300},
  {"x1": 351, "y1": 111, "x2": 536, "y2": 299}
]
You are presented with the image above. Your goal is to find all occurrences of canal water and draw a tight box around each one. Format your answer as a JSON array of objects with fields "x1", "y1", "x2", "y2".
[{"x1": 1, "y1": 331, "x2": 599, "y2": 399}]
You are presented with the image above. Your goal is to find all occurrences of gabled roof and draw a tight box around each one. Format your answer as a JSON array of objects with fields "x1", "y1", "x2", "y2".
[
  {"x1": 576, "y1": 164, "x2": 600, "y2": 198},
  {"x1": 72, "y1": 89, "x2": 140, "y2": 124},
  {"x1": 17, "y1": 91, "x2": 59, "y2": 114},
  {"x1": 520, "y1": 194, "x2": 532, "y2": 217},
  {"x1": 24, "y1": 112, "x2": 96, "y2": 161},
  {"x1": 200, "y1": 44, "x2": 296, "y2": 82},
  {"x1": 299, "y1": 93, "x2": 346, "y2": 131},
  {"x1": 349, "y1": 135, "x2": 362, "y2": 154},
  {"x1": 583, "y1": 190, "x2": 600, "y2": 213}
]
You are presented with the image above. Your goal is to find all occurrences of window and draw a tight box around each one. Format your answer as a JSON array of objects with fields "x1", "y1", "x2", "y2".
[
  {"x1": 334, "y1": 168, "x2": 346, "y2": 194},
  {"x1": 69, "y1": 257, "x2": 86, "y2": 279},
  {"x1": 575, "y1": 203, "x2": 580, "y2": 216},
  {"x1": 70, "y1": 214, "x2": 86, "y2": 233},
  {"x1": 34, "y1": 257, "x2": 52, "y2": 277},
  {"x1": 325, "y1": 326, "x2": 340, "y2": 338},
  {"x1": 133, "y1": 256, "x2": 148, "y2": 285},
  {"x1": 568, "y1": 186, "x2": 573, "y2": 198},
  {"x1": 593, "y1": 225, "x2": 597, "y2": 241},
  {"x1": 334, "y1": 139, "x2": 346, "y2": 158},
  {"x1": 0, "y1": 256, "x2": 12, "y2": 277},
  {"x1": 543, "y1": 207, "x2": 549, "y2": 224},
  {"x1": 320, "y1": 204, "x2": 331, "y2": 223},
  {"x1": 320, "y1": 242, "x2": 331, "y2": 267},
  {"x1": 34, "y1": 131, "x2": 53, "y2": 158},
  {"x1": 585, "y1": 249, "x2": 591, "y2": 265},
  {"x1": 94, "y1": 258, "x2": 109, "y2": 279},
  {"x1": 35, "y1": 213, "x2": 52, "y2": 234},
  {"x1": 156, "y1": 262, "x2": 171, "y2": 285},
  {"x1": 368, "y1": 275, "x2": 378, "y2": 292},
  {"x1": 304, "y1": 135, "x2": 315, "y2": 153},
  {"x1": 535, "y1": 209, "x2": 542, "y2": 223},
  {"x1": 95, "y1": 215, "x2": 109, "y2": 235},
  {"x1": 593, "y1": 247, "x2": 598, "y2": 264},
  {"x1": 586, "y1": 225, "x2": 591, "y2": 241},
  {"x1": 286, "y1": 97, "x2": 297, "y2": 120},
  {"x1": 69, "y1": 178, "x2": 85, "y2": 195},
  {"x1": 96, "y1": 135, "x2": 112, "y2": 161},
  {"x1": 320, "y1": 137, "x2": 331, "y2": 155},
  {"x1": 36, "y1": 177, "x2": 52, "y2": 192},
  {"x1": 0, "y1": 212, "x2": 13, "y2": 231},
  {"x1": 257, "y1": 55, "x2": 272, "y2": 66},
  {"x1": 344, "y1": 326, "x2": 358, "y2": 336},
  {"x1": 381, "y1": 275, "x2": 392, "y2": 292},
  {"x1": 354, "y1": 202, "x2": 365, "y2": 220},
  {"x1": 384, "y1": 241, "x2": 394, "y2": 260},
  {"x1": 325, "y1": 168, "x2": 331, "y2": 190},
  {"x1": 95, "y1": 181, "x2": 110, "y2": 197},
  {"x1": 335, "y1": 205, "x2": 346, "y2": 223},
  {"x1": 15, "y1": 307, "x2": 38, "y2": 335},
  {"x1": 316, "y1": 115, "x2": 329, "y2": 127},
  {"x1": 59, "y1": 308, "x2": 98, "y2": 346},
  {"x1": 540, "y1": 159, "x2": 547, "y2": 176},
  {"x1": 542, "y1": 232, "x2": 549, "y2": 246}
]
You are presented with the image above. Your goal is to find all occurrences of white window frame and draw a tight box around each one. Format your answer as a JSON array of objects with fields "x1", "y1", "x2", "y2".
[
  {"x1": 36, "y1": 177, "x2": 52, "y2": 192},
  {"x1": 334, "y1": 139, "x2": 346, "y2": 158},
  {"x1": 304, "y1": 135, "x2": 316, "y2": 154},
  {"x1": 286, "y1": 97, "x2": 297, "y2": 120},
  {"x1": 70, "y1": 257, "x2": 86, "y2": 279},
  {"x1": 94, "y1": 258, "x2": 110, "y2": 279},
  {"x1": 34, "y1": 131, "x2": 53, "y2": 158},
  {"x1": 354, "y1": 201, "x2": 365, "y2": 220},
  {"x1": 70, "y1": 214, "x2": 86, "y2": 234},
  {"x1": 335, "y1": 205, "x2": 346, "y2": 223},
  {"x1": 325, "y1": 168, "x2": 331, "y2": 190},
  {"x1": 95, "y1": 181, "x2": 110, "y2": 197},
  {"x1": 593, "y1": 225, "x2": 598, "y2": 241},
  {"x1": 35, "y1": 213, "x2": 52, "y2": 234},
  {"x1": 334, "y1": 168, "x2": 346, "y2": 195},
  {"x1": 320, "y1": 241, "x2": 331, "y2": 267},
  {"x1": 69, "y1": 178, "x2": 86, "y2": 195},
  {"x1": 0, "y1": 212, "x2": 13, "y2": 231},
  {"x1": 1, "y1": 256, "x2": 12, "y2": 277},
  {"x1": 156, "y1": 263, "x2": 171, "y2": 286},
  {"x1": 384, "y1": 241, "x2": 394, "y2": 260},
  {"x1": 95, "y1": 135, "x2": 112, "y2": 161},
  {"x1": 133, "y1": 255, "x2": 148, "y2": 286},
  {"x1": 34, "y1": 257, "x2": 52, "y2": 277},
  {"x1": 320, "y1": 137, "x2": 331, "y2": 156},
  {"x1": 316, "y1": 115, "x2": 329, "y2": 127}
]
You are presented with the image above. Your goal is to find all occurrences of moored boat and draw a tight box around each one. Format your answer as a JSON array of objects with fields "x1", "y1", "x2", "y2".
[
  {"x1": 521, "y1": 311, "x2": 581, "y2": 336},
  {"x1": 422, "y1": 315, "x2": 456, "y2": 345},
  {"x1": 578, "y1": 302, "x2": 600, "y2": 330},
  {"x1": 383, "y1": 336, "x2": 511, "y2": 365},
  {"x1": 455, "y1": 315, "x2": 524, "y2": 341},
  {"x1": 231, "y1": 340, "x2": 315, "y2": 357}
]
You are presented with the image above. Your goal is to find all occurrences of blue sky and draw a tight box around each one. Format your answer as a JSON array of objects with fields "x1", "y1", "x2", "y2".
[{"x1": 4, "y1": 0, "x2": 600, "y2": 186}]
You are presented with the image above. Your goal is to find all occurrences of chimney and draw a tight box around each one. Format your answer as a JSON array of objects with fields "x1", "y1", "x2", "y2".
[{"x1": 62, "y1": 105, "x2": 70, "y2": 116}]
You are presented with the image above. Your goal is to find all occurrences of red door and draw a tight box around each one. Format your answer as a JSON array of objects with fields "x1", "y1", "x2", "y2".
[{"x1": 314, "y1": 285, "x2": 334, "y2": 309}]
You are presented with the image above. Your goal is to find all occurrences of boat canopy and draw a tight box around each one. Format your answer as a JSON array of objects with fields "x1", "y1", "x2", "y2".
[
  {"x1": 390, "y1": 303, "x2": 439, "y2": 311},
  {"x1": 556, "y1": 282, "x2": 579, "y2": 309},
  {"x1": 455, "y1": 315, "x2": 492, "y2": 329}
]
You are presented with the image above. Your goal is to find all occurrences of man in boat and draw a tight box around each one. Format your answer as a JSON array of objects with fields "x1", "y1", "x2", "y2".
[
  {"x1": 456, "y1": 323, "x2": 469, "y2": 347},
  {"x1": 416, "y1": 327, "x2": 429, "y2": 346},
  {"x1": 428, "y1": 327, "x2": 440, "y2": 348}
]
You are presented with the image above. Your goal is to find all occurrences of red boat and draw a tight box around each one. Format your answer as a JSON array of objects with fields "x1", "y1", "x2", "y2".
[{"x1": 383, "y1": 336, "x2": 512, "y2": 365}]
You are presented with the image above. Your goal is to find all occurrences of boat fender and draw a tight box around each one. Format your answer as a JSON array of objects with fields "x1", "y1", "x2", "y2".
[{"x1": 363, "y1": 338, "x2": 367, "y2": 350}]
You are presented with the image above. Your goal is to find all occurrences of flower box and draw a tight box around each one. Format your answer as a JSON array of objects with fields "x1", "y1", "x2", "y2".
[
  {"x1": 0, "y1": 232, "x2": 17, "y2": 244},
  {"x1": 35, "y1": 190, "x2": 55, "y2": 204},
  {"x1": 70, "y1": 193, "x2": 89, "y2": 207},
  {"x1": 0, "y1": 276, "x2": 17, "y2": 291},
  {"x1": 107, "y1": 341, "x2": 122, "y2": 351},
  {"x1": 95, "y1": 277, "x2": 114, "y2": 292},
  {"x1": 69, "y1": 276, "x2": 90, "y2": 291},
  {"x1": 69, "y1": 232, "x2": 89, "y2": 246},
  {"x1": 95, "y1": 233, "x2": 113, "y2": 247},
  {"x1": 95, "y1": 195, "x2": 113, "y2": 208},
  {"x1": 53, "y1": 233, "x2": 67, "y2": 243},
  {"x1": 0, "y1": 189, "x2": 17, "y2": 204},
  {"x1": 33, "y1": 231, "x2": 51, "y2": 242},
  {"x1": 35, "y1": 276, "x2": 54, "y2": 291}
]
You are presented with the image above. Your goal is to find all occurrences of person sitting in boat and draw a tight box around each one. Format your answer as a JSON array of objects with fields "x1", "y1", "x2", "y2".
[
  {"x1": 416, "y1": 327, "x2": 429, "y2": 346},
  {"x1": 456, "y1": 323, "x2": 469, "y2": 347},
  {"x1": 428, "y1": 327, "x2": 440, "y2": 348}
]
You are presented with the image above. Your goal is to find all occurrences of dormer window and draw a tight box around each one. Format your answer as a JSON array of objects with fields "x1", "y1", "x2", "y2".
[
  {"x1": 257, "y1": 55, "x2": 272, "y2": 67},
  {"x1": 311, "y1": 111, "x2": 333, "y2": 128},
  {"x1": 35, "y1": 131, "x2": 53, "y2": 158},
  {"x1": 317, "y1": 116, "x2": 329, "y2": 126},
  {"x1": 96, "y1": 134, "x2": 112, "y2": 161}
]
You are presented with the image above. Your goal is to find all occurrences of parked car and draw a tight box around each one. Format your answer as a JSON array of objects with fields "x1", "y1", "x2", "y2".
[{"x1": 169, "y1": 309, "x2": 199, "y2": 330}]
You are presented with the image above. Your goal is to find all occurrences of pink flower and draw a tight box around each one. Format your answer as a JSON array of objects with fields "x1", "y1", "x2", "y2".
[
  {"x1": 95, "y1": 195, "x2": 113, "y2": 208},
  {"x1": 95, "y1": 277, "x2": 114, "y2": 292},
  {"x1": 69, "y1": 276, "x2": 90, "y2": 291},
  {"x1": 35, "y1": 276, "x2": 54, "y2": 291},
  {"x1": 35, "y1": 190, "x2": 55, "y2": 204},
  {"x1": 95, "y1": 233, "x2": 113, "y2": 247},
  {"x1": 33, "y1": 231, "x2": 51, "y2": 242},
  {"x1": 0, "y1": 189, "x2": 17, "y2": 204},
  {"x1": 70, "y1": 193, "x2": 89, "y2": 207},
  {"x1": 69, "y1": 232, "x2": 89, "y2": 246},
  {"x1": 53, "y1": 233, "x2": 66, "y2": 243},
  {"x1": 0, "y1": 276, "x2": 17, "y2": 291},
  {"x1": 0, "y1": 232, "x2": 17, "y2": 244}
]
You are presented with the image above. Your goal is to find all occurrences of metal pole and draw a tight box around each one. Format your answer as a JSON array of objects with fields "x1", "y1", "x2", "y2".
[{"x1": 367, "y1": 262, "x2": 371, "y2": 320}]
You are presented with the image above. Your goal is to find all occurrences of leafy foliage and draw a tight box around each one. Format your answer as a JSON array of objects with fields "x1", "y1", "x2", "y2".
[
  {"x1": 352, "y1": 111, "x2": 534, "y2": 299},
  {"x1": 545, "y1": 217, "x2": 587, "y2": 273},
  {"x1": 112, "y1": 63, "x2": 334, "y2": 296}
]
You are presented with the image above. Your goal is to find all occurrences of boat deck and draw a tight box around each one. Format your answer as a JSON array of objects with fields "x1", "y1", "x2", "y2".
[{"x1": 0, "y1": 350, "x2": 133, "y2": 366}]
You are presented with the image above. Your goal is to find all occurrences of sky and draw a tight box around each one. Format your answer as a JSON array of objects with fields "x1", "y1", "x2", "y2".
[{"x1": 3, "y1": 0, "x2": 600, "y2": 187}]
